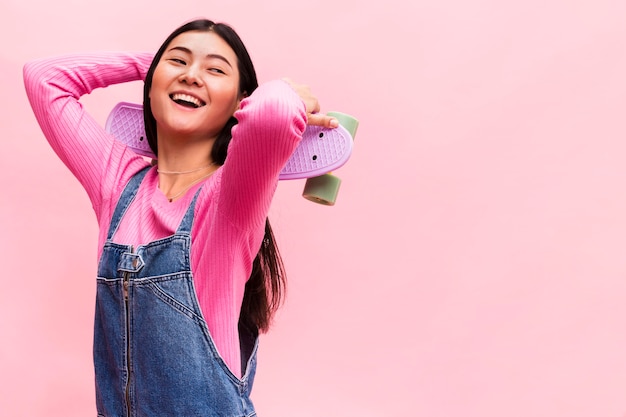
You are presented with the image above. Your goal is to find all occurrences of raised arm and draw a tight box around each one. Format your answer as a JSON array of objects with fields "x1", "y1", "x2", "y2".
[
  {"x1": 23, "y1": 52, "x2": 153, "y2": 207},
  {"x1": 217, "y1": 79, "x2": 307, "y2": 229}
]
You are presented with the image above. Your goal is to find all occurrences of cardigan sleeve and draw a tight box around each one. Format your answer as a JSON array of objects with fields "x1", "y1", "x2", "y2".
[
  {"x1": 23, "y1": 52, "x2": 154, "y2": 212},
  {"x1": 217, "y1": 79, "x2": 307, "y2": 230}
]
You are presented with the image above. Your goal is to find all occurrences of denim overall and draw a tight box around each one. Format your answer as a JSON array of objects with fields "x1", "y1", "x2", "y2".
[{"x1": 94, "y1": 167, "x2": 258, "y2": 417}]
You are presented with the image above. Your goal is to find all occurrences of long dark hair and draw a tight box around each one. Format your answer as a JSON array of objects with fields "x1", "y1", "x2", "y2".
[{"x1": 142, "y1": 19, "x2": 286, "y2": 333}]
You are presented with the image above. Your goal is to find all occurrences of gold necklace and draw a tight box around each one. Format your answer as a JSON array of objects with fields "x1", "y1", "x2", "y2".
[
  {"x1": 165, "y1": 170, "x2": 215, "y2": 202},
  {"x1": 157, "y1": 162, "x2": 215, "y2": 175}
]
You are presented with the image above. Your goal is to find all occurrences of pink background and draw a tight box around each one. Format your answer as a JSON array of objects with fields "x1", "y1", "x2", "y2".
[{"x1": 2, "y1": 0, "x2": 626, "y2": 416}]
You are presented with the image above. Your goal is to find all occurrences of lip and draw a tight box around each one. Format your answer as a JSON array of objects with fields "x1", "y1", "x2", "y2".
[{"x1": 169, "y1": 90, "x2": 207, "y2": 107}]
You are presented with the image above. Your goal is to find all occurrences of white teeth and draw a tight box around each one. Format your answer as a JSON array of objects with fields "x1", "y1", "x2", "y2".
[{"x1": 171, "y1": 93, "x2": 203, "y2": 107}]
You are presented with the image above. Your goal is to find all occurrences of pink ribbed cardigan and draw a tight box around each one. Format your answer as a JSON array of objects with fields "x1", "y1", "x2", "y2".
[{"x1": 23, "y1": 52, "x2": 306, "y2": 378}]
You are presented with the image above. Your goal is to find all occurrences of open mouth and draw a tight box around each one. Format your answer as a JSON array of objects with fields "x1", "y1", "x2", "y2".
[{"x1": 170, "y1": 93, "x2": 206, "y2": 108}]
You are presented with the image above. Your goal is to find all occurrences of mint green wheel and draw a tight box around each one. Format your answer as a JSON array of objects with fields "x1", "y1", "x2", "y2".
[
  {"x1": 327, "y1": 111, "x2": 359, "y2": 139},
  {"x1": 303, "y1": 174, "x2": 342, "y2": 206}
]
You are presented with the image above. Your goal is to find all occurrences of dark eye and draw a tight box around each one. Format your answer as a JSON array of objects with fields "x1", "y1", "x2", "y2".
[
  {"x1": 169, "y1": 58, "x2": 186, "y2": 65},
  {"x1": 209, "y1": 68, "x2": 225, "y2": 74}
]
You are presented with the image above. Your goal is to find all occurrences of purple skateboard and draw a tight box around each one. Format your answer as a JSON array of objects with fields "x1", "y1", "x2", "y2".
[{"x1": 106, "y1": 102, "x2": 358, "y2": 205}]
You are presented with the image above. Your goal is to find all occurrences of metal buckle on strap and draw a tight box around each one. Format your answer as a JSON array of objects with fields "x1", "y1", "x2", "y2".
[{"x1": 117, "y1": 252, "x2": 145, "y2": 273}]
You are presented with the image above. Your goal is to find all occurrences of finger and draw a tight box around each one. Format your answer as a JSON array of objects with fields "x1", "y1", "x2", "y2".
[
  {"x1": 307, "y1": 113, "x2": 339, "y2": 128},
  {"x1": 309, "y1": 100, "x2": 321, "y2": 115}
]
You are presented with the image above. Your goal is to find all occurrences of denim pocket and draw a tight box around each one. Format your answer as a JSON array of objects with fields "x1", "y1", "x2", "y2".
[{"x1": 142, "y1": 277, "x2": 203, "y2": 323}]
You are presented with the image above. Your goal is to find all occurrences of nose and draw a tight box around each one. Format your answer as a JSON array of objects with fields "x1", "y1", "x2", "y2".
[{"x1": 179, "y1": 64, "x2": 203, "y2": 86}]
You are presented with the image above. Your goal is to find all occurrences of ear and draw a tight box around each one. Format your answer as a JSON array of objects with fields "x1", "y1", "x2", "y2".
[{"x1": 235, "y1": 91, "x2": 248, "y2": 111}]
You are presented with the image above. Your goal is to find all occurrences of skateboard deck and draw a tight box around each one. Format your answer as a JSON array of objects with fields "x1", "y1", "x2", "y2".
[{"x1": 105, "y1": 102, "x2": 355, "y2": 181}]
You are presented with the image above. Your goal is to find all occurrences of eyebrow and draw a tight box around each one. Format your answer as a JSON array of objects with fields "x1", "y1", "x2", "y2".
[{"x1": 167, "y1": 46, "x2": 233, "y2": 68}]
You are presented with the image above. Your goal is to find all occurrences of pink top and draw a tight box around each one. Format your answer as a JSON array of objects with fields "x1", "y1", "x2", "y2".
[{"x1": 23, "y1": 52, "x2": 306, "y2": 378}]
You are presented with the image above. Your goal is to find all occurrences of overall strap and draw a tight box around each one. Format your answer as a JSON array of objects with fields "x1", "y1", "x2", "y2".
[
  {"x1": 175, "y1": 187, "x2": 203, "y2": 235},
  {"x1": 106, "y1": 166, "x2": 151, "y2": 241}
]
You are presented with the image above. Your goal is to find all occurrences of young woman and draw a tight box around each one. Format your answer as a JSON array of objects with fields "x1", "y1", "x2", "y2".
[{"x1": 24, "y1": 18, "x2": 337, "y2": 416}]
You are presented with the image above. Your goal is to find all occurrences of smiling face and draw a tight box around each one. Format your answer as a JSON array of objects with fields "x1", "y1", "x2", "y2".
[{"x1": 149, "y1": 30, "x2": 242, "y2": 144}]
